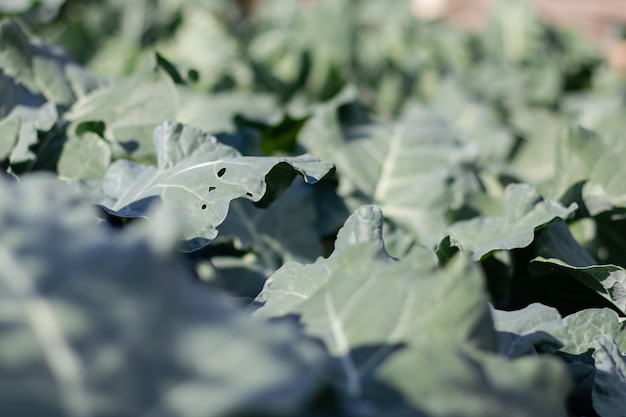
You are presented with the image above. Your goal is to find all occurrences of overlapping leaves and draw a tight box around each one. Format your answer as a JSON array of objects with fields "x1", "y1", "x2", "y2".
[{"x1": 255, "y1": 205, "x2": 570, "y2": 416}]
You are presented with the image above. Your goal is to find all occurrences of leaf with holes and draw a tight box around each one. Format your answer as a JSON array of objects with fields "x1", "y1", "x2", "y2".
[{"x1": 97, "y1": 121, "x2": 334, "y2": 250}]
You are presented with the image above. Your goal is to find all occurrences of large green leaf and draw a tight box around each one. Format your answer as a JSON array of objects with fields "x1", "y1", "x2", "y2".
[
  {"x1": 298, "y1": 87, "x2": 479, "y2": 246},
  {"x1": 256, "y1": 205, "x2": 495, "y2": 396},
  {"x1": 0, "y1": 173, "x2": 326, "y2": 417},
  {"x1": 96, "y1": 121, "x2": 333, "y2": 249},
  {"x1": 255, "y1": 206, "x2": 478, "y2": 354},
  {"x1": 445, "y1": 183, "x2": 577, "y2": 261}
]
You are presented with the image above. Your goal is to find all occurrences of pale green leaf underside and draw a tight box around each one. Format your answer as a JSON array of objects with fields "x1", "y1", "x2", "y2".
[{"x1": 100, "y1": 121, "x2": 333, "y2": 243}]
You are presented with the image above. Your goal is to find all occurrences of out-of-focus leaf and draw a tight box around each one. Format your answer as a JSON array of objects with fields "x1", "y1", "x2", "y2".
[
  {"x1": 56, "y1": 132, "x2": 111, "y2": 180},
  {"x1": 62, "y1": 56, "x2": 279, "y2": 175},
  {"x1": 377, "y1": 346, "x2": 570, "y2": 417},
  {"x1": 482, "y1": 0, "x2": 545, "y2": 64},
  {"x1": 0, "y1": 173, "x2": 326, "y2": 417},
  {"x1": 156, "y1": 6, "x2": 251, "y2": 90},
  {"x1": 0, "y1": 97, "x2": 57, "y2": 163},
  {"x1": 592, "y1": 335, "x2": 626, "y2": 417},
  {"x1": 0, "y1": 0, "x2": 66, "y2": 21},
  {"x1": 445, "y1": 183, "x2": 577, "y2": 261},
  {"x1": 299, "y1": 87, "x2": 480, "y2": 247},
  {"x1": 0, "y1": 19, "x2": 100, "y2": 166},
  {"x1": 407, "y1": 78, "x2": 514, "y2": 166},
  {"x1": 550, "y1": 125, "x2": 626, "y2": 216},
  {"x1": 97, "y1": 121, "x2": 333, "y2": 249},
  {"x1": 0, "y1": 19, "x2": 100, "y2": 106},
  {"x1": 509, "y1": 108, "x2": 566, "y2": 188}
]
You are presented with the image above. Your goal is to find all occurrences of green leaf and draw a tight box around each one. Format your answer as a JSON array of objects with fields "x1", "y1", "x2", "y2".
[
  {"x1": 255, "y1": 205, "x2": 497, "y2": 395},
  {"x1": 57, "y1": 132, "x2": 111, "y2": 180},
  {"x1": 376, "y1": 346, "x2": 570, "y2": 417},
  {"x1": 509, "y1": 108, "x2": 566, "y2": 187},
  {"x1": 0, "y1": 19, "x2": 98, "y2": 168},
  {"x1": 0, "y1": 19, "x2": 100, "y2": 105},
  {"x1": 482, "y1": 0, "x2": 546, "y2": 64},
  {"x1": 0, "y1": 0, "x2": 66, "y2": 18},
  {"x1": 0, "y1": 94, "x2": 57, "y2": 164},
  {"x1": 299, "y1": 88, "x2": 478, "y2": 246},
  {"x1": 155, "y1": 7, "x2": 250, "y2": 90},
  {"x1": 492, "y1": 303, "x2": 626, "y2": 417},
  {"x1": 405, "y1": 78, "x2": 514, "y2": 167},
  {"x1": 445, "y1": 183, "x2": 577, "y2": 261},
  {"x1": 550, "y1": 125, "x2": 626, "y2": 216},
  {"x1": 0, "y1": 173, "x2": 326, "y2": 417},
  {"x1": 97, "y1": 121, "x2": 333, "y2": 248}
]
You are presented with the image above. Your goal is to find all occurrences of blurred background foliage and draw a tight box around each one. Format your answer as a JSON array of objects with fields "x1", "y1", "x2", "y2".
[{"x1": 0, "y1": 0, "x2": 613, "y2": 112}]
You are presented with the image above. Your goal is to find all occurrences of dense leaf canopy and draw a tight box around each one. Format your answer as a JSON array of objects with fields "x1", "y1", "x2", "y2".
[{"x1": 2, "y1": 0, "x2": 626, "y2": 416}]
